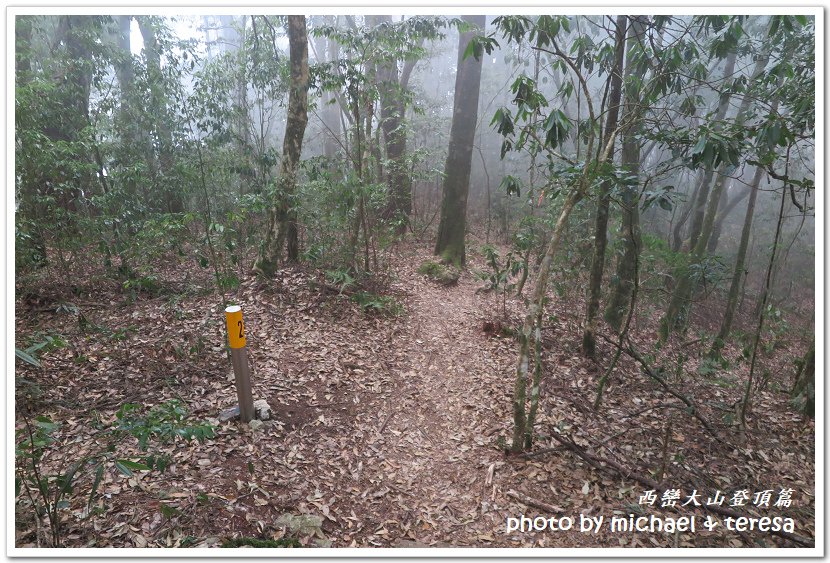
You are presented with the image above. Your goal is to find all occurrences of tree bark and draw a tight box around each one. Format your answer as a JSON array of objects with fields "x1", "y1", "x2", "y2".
[
  {"x1": 581, "y1": 15, "x2": 627, "y2": 358},
  {"x1": 434, "y1": 15, "x2": 485, "y2": 265},
  {"x1": 254, "y1": 15, "x2": 309, "y2": 276},
  {"x1": 709, "y1": 165, "x2": 765, "y2": 355},
  {"x1": 604, "y1": 17, "x2": 647, "y2": 332},
  {"x1": 376, "y1": 16, "x2": 420, "y2": 227}
]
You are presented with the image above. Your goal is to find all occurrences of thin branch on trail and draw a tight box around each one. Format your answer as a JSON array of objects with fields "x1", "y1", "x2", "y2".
[
  {"x1": 595, "y1": 333, "x2": 729, "y2": 446},
  {"x1": 507, "y1": 489, "x2": 564, "y2": 513}
]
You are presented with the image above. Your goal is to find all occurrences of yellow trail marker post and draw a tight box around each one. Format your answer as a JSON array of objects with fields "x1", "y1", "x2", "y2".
[{"x1": 225, "y1": 305, "x2": 254, "y2": 423}]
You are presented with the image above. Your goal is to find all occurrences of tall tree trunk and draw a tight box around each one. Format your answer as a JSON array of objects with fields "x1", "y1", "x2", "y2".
[
  {"x1": 324, "y1": 31, "x2": 341, "y2": 157},
  {"x1": 137, "y1": 17, "x2": 182, "y2": 213},
  {"x1": 660, "y1": 53, "x2": 769, "y2": 341},
  {"x1": 313, "y1": 16, "x2": 340, "y2": 158},
  {"x1": 604, "y1": 16, "x2": 647, "y2": 332},
  {"x1": 709, "y1": 165, "x2": 766, "y2": 355},
  {"x1": 706, "y1": 179, "x2": 732, "y2": 253},
  {"x1": 686, "y1": 51, "x2": 737, "y2": 250},
  {"x1": 254, "y1": 15, "x2": 309, "y2": 275},
  {"x1": 739, "y1": 160, "x2": 789, "y2": 428},
  {"x1": 581, "y1": 15, "x2": 628, "y2": 358},
  {"x1": 376, "y1": 16, "x2": 420, "y2": 227},
  {"x1": 114, "y1": 16, "x2": 140, "y2": 185},
  {"x1": 434, "y1": 15, "x2": 485, "y2": 265},
  {"x1": 15, "y1": 15, "x2": 48, "y2": 266},
  {"x1": 707, "y1": 180, "x2": 752, "y2": 254},
  {"x1": 222, "y1": 16, "x2": 255, "y2": 195}
]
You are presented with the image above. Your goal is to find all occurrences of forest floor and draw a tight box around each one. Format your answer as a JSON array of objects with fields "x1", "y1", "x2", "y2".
[{"x1": 14, "y1": 238, "x2": 815, "y2": 549}]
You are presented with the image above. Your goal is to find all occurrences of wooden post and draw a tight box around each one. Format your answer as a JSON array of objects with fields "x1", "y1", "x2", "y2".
[{"x1": 225, "y1": 305, "x2": 254, "y2": 423}]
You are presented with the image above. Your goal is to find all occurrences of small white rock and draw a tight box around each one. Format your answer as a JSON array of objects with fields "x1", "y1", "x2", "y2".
[
  {"x1": 253, "y1": 399, "x2": 272, "y2": 421},
  {"x1": 249, "y1": 419, "x2": 264, "y2": 431}
]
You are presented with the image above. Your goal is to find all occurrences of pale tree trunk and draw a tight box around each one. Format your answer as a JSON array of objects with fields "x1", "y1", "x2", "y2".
[
  {"x1": 114, "y1": 16, "x2": 141, "y2": 193},
  {"x1": 707, "y1": 180, "x2": 752, "y2": 254},
  {"x1": 581, "y1": 15, "x2": 627, "y2": 358},
  {"x1": 221, "y1": 16, "x2": 255, "y2": 195},
  {"x1": 434, "y1": 15, "x2": 485, "y2": 265},
  {"x1": 686, "y1": 51, "x2": 737, "y2": 250},
  {"x1": 706, "y1": 179, "x2": 732, "y2": 253},
  {"x1": 254, "y1": 15, "x2": 309, "y2": 276},
  {"x1": 671, "y1": 171, "x2": 700, "y2": 252},
  {"x1": 324, "y1": 24, "x2": 341, "y2": 158},
  {"x1": 512, "y1": 188, "x2": 583, "y2": 451},
  {"x1": 312, "y1": 16, "x2": 340, "y2": 158},
  {"x1": 511, "y1": 96, "x2": 618, "y2": 452}
]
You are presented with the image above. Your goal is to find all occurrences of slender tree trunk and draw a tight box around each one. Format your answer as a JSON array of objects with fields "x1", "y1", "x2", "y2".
[
  {"x1": 706, "y1": 179, "x2": 732, "y2": 253},
  {"x1": 687, "y1": 51, "x2": 737, "y2": 249},
  {"x1": 709, "y1": 165, "x2": 766, "y2": 355},
  {"x1": 254, "y1": 15, "x2": 309, "y2": 275},
  {"x1": 671, "y1": 171, "x2": 700, "y2": 252},
  {"x1": 581, "y1": 15, "x2": 627, "y2": 358},
  {"x1": 512, "y1": 187, "x2": 584, "y2": 451},
  {"x1": 114, "y1": 16, "x2": 140, "y2": 191},
  {"x1": 138, "y1": 17, "x2": 182, "y2": 213},
  {"x1": 740, "y1": 162, "x2": 789, "y2": 428},
  {"x1": 660, "y1": 53, "x2": 768, "y2": 341},
  {"x1": 223, "y1": 16, "x2": 255, "y2": 195},
  {"x1": 310, "y1": 15, "x2": 341, "y2": 158},
  {"x1": 604, "y1": 17, "x2": 647, "y2": 332},
  {"x1": 434, "y1": 15, "x2": 485, "y2": 265},
  {"x1": 707, "y1": 180, "x2": 752, "y2": 254}
]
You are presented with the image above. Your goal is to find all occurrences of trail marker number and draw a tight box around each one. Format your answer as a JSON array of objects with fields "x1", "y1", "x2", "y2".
[{"x1": 225, "y1": 305, "x2": 246, "y2": 349}]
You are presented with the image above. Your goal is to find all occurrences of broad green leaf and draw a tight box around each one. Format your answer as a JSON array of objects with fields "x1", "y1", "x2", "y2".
[
  {"x1": 114, "y1": 460, "x2": 134, "y2": 477},
  {"x1": 15, "y1": 348, "x2": 41, "y2": 367},
  {"x1": 117, "y1": 459, "x2": 151, "y2": 471}
]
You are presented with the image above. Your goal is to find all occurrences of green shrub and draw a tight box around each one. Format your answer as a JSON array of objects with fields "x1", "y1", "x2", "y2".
[
  {"x1": 15, "y1": 400, "x2": 215, "y2": 547},
  {"x1": 351, "y1": 291, "x2": 404, "y2": 317}
]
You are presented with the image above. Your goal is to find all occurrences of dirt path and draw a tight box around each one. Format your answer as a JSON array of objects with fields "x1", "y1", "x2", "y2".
[
  {"x1": 352, "y1": 247, "x2": 514, "y2": 546},
  {"x1": 169, "y1": 243, "x2": 524, "y2": 547}
]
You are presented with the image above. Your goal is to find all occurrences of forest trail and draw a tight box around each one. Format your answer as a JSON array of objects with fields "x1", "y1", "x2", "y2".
[
  {"x1": 14, "y1": 242, "x2": 815, "y2": 549},
  {"x1": 187, "y1": 241, "x2": 526, "y2": 547},
  {"x1": 356, "y1": 247, "x2": 512, "y2": 545}
]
